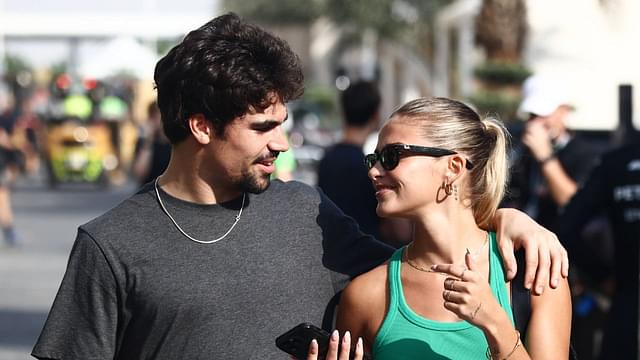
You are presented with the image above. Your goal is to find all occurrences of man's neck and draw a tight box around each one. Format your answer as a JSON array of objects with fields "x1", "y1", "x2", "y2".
[{"x1": 159, "y1": 146, "x2": 240, "y2": 204}]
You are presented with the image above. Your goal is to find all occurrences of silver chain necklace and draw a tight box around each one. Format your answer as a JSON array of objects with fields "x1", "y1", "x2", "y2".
[{"x1": 154, "y1": 178, "x2": 246, "y2": 244}]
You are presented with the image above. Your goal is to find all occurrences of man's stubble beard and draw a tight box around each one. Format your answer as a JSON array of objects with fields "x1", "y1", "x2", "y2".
[{"x1": 237, "y1": 168, "x2": 271, "y2": 194}]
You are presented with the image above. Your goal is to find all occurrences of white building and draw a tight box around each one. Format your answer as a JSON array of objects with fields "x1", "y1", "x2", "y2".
[
  {"x1": 435, "y1": 0, "x2": 640, "y2": 131},
  {"x1": 0, "y1": 0, "x2": 218, "y2": 71}
]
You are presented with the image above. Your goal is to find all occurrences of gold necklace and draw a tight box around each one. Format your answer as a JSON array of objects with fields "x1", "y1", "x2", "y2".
[
  {"x1": 404, "y1": 247, "x2": 439, "y2": 273},
  {"x1": 404, "y1": 232, "x2": 489, "y2": 273}
]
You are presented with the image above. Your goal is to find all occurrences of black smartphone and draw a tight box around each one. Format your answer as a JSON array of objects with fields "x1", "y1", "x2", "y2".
[{"x1": 276, "y1": 322, "x2": 330, "y2": 359}]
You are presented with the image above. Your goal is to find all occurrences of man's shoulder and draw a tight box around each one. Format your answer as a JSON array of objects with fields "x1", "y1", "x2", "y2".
[
  {"x1": 266, "y1": 179, "x2": 320, "y2": 202},
  {"x1": 80, "y1": 183, "x2": 156, "y2": 236}
]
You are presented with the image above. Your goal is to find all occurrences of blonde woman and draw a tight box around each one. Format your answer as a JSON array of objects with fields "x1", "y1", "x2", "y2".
[{"x1": 335, "y1": 97, "x2": 571, "y2": 359}]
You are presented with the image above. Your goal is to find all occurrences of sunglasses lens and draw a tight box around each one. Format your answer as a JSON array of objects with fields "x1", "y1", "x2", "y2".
[
  {"x1": 381, "y1": 147, "x2": 399, "y2": 170},
  {"x1": 364, "y1": 154, "x2": 377, "y2": 170}
]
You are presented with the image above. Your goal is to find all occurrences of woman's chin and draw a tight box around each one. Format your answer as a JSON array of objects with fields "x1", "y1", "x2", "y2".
[{"x1": 376, "y1": 206, "x2": 397, "y2": 218}]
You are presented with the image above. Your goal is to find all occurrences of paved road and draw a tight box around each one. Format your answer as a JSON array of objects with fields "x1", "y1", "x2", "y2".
[{"x1": 0, "y1": 176, "x2": 138, "y2": 360}]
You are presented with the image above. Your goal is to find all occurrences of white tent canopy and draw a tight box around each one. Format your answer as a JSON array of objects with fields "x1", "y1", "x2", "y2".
[{"x1": 78, "y1": 37, "x2": 160, "y2": 79}]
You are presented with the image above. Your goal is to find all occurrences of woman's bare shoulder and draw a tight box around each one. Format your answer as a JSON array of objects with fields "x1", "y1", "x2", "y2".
[
  {"x1": 342, "y1": 261, "x2": 389, "y2": 308},
  {"x1": 337, "y1": 261, "x2": 391, "y2": 350}
]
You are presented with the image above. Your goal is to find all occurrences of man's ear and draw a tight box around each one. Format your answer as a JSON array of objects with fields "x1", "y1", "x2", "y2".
[{"x1": 188, "y1": 114, "x2": 212, "y2": 144}]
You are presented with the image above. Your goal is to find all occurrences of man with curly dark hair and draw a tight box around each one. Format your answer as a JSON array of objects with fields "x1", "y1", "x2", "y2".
[{"x1": 32, "y1": 13, "x2": 569, "y2": 360}]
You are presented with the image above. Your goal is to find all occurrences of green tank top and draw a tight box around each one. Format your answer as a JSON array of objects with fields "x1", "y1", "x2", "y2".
[{"x1": 372, "y1": 232, "x2": 514, "y2": 359}]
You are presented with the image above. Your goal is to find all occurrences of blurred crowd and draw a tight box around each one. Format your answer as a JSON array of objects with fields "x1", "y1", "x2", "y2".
[{"x1": 1, "y1": 51, "x2": 639, "y2": 360}]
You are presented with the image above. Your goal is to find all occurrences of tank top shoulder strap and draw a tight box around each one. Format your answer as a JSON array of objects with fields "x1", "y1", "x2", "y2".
[
  {"x1": 387, "y1": 247, "x2": 404, "y2": 313},
  {"x1": 487, "y1": 232, "x2": 515, "y2": 325},
  {"x1": 374, "y1": 247, "x2": 404, "y2": 347}
]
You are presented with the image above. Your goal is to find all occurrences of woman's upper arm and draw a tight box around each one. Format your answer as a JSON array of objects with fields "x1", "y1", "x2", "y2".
[
  {"x1": 336, "y1": 282, "x2": 368, "y2": 337},
  {"x1": 336, "y1": 267, "x2": 387, "y2": 352},
  {"x1": 525, "y1": 277, "x2": 572, "y2": 359}
]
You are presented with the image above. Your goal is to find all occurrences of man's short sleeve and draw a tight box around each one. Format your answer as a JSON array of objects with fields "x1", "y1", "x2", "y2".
[{"x1": 32, "y1": 229, "x2": 119, "y2": 360}]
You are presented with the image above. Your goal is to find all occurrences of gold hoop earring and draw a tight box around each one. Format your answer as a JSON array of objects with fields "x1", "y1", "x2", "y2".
[{"x1": 444, "y1": 178, "x2": 453, "y2": 196}]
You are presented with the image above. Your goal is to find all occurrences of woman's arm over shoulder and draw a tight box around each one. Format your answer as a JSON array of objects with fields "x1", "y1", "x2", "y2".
[
  {"x1": 526, "y1": 277, "x2": 572, "y2": 359},
  {"x1": 336, "y1": 263, "x2": 389, "y2": 354}
]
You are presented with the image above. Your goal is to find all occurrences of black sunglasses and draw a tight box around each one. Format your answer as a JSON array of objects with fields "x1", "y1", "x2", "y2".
[{"x1": 364, "y1": 143, "x2": 474, "y2": 171}]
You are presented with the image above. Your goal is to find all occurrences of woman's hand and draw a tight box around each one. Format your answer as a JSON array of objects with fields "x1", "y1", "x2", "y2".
[
  {"x1": 303, "y1": 330, "x2": 364, "y2": 360},
  {"x1": 432, "y1": 251, "x2": 511, "y2": 331},
  {"x1": 493, "y1": 208, "x2": 569, "y2": 295}
]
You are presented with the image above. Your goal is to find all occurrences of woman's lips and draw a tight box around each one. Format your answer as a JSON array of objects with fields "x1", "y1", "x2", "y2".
[{"x1": 374, "y1": 183, "x2": 395, "y2": 197}]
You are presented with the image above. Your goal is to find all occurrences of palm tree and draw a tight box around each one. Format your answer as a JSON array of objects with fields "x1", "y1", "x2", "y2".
[
  {"x1": 470, "y1": 0, "x2": 530, "y2": 121},
  {"x1": 475, "y1": 0, "x2": 528, "y2": 62}
]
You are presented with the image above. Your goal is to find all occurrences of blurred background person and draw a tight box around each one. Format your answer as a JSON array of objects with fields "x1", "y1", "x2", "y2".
[
  {"x1": 13, "y1": 97, "x2": 43, "y2": 176},
  {"x1": 0, "y1": 129, "x2": 19, "y2": 247},
  {"x1": 509, "y1": 74, "x2": 600, "y2": 230},
  {"x1": 508, "y1": 74, "x2": 607, "y2": 360},
  {"x1": 0, "y1": 92, "x2": 20, "y2": 247},
  {"x1": 132, "y1": 100, "x2": 170, "y2": 186},
  {"x1": 318, "y1": 80, "x2": 411, "y2": 248},
  {"x1": 558, "y1": 138, "x2": 640, "y2": 360},
  {"x1": 557, "y1": 84, "x2": 639, "y2": 359}
]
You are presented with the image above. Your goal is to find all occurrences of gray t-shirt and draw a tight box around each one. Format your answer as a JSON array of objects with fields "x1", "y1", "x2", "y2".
[{"x1": 32, "y1": 180, "x2": 393, "y2": 359}]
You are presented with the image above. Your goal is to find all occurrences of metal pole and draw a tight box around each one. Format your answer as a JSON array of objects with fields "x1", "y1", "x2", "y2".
[
  {"x1": 616, "y1": 85, "x2": 633, "y2": 147},
  {"x1": 619, "y1": 84, "x2": 640, "y2": 360}
]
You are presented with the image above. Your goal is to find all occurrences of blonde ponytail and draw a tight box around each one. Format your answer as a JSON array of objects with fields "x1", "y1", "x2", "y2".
[{"x1": 473, "y1": 118, "x2": 510, "y2": 228}]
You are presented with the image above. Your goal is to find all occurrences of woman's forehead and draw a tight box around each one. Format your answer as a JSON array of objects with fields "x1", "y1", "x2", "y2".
[{"x1": 379, "y1": 119, "x2": 424, "y2": 144}]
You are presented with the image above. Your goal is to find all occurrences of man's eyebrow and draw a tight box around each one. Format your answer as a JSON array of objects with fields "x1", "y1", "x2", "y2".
[
  {"x1": 252, "y1": 112, "x2": 288, "y2": 126},
  {"x1": 250, "y1": 120, "x2": 283, "y2": 130}
]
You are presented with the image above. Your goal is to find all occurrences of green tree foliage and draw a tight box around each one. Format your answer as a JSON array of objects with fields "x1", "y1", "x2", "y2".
[
  {"x1": 4, "y1": 54, "x2": 32, "y2": 75},
  {"x1": 325, "y1": 0, "x2": 403, "y2": 37},
  {"x1": 327, "y1": 0, "x2": 452, "y2": 35},
  {"x1": 3, "y1": 55, "x2": 34, "y2": 106},
  {"x1": 223, "y1": 0, "x2": 324, "y2": 25},
  {"x1": 224, "y1": 0, "x2": 452, "y2": 39}
]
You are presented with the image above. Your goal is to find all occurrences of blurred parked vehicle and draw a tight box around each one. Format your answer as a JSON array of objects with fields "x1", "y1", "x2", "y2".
[
  {"x1": 42, "y1": 117, "x2": 116, "y2": 188},
  {"x1": 41, "y1": 73, "x2": 133, "y2": 188}
]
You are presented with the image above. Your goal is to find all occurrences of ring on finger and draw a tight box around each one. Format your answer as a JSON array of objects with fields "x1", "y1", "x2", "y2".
[{"x1": 446, "y1": 278, "x2": 456, "y2": 290}]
